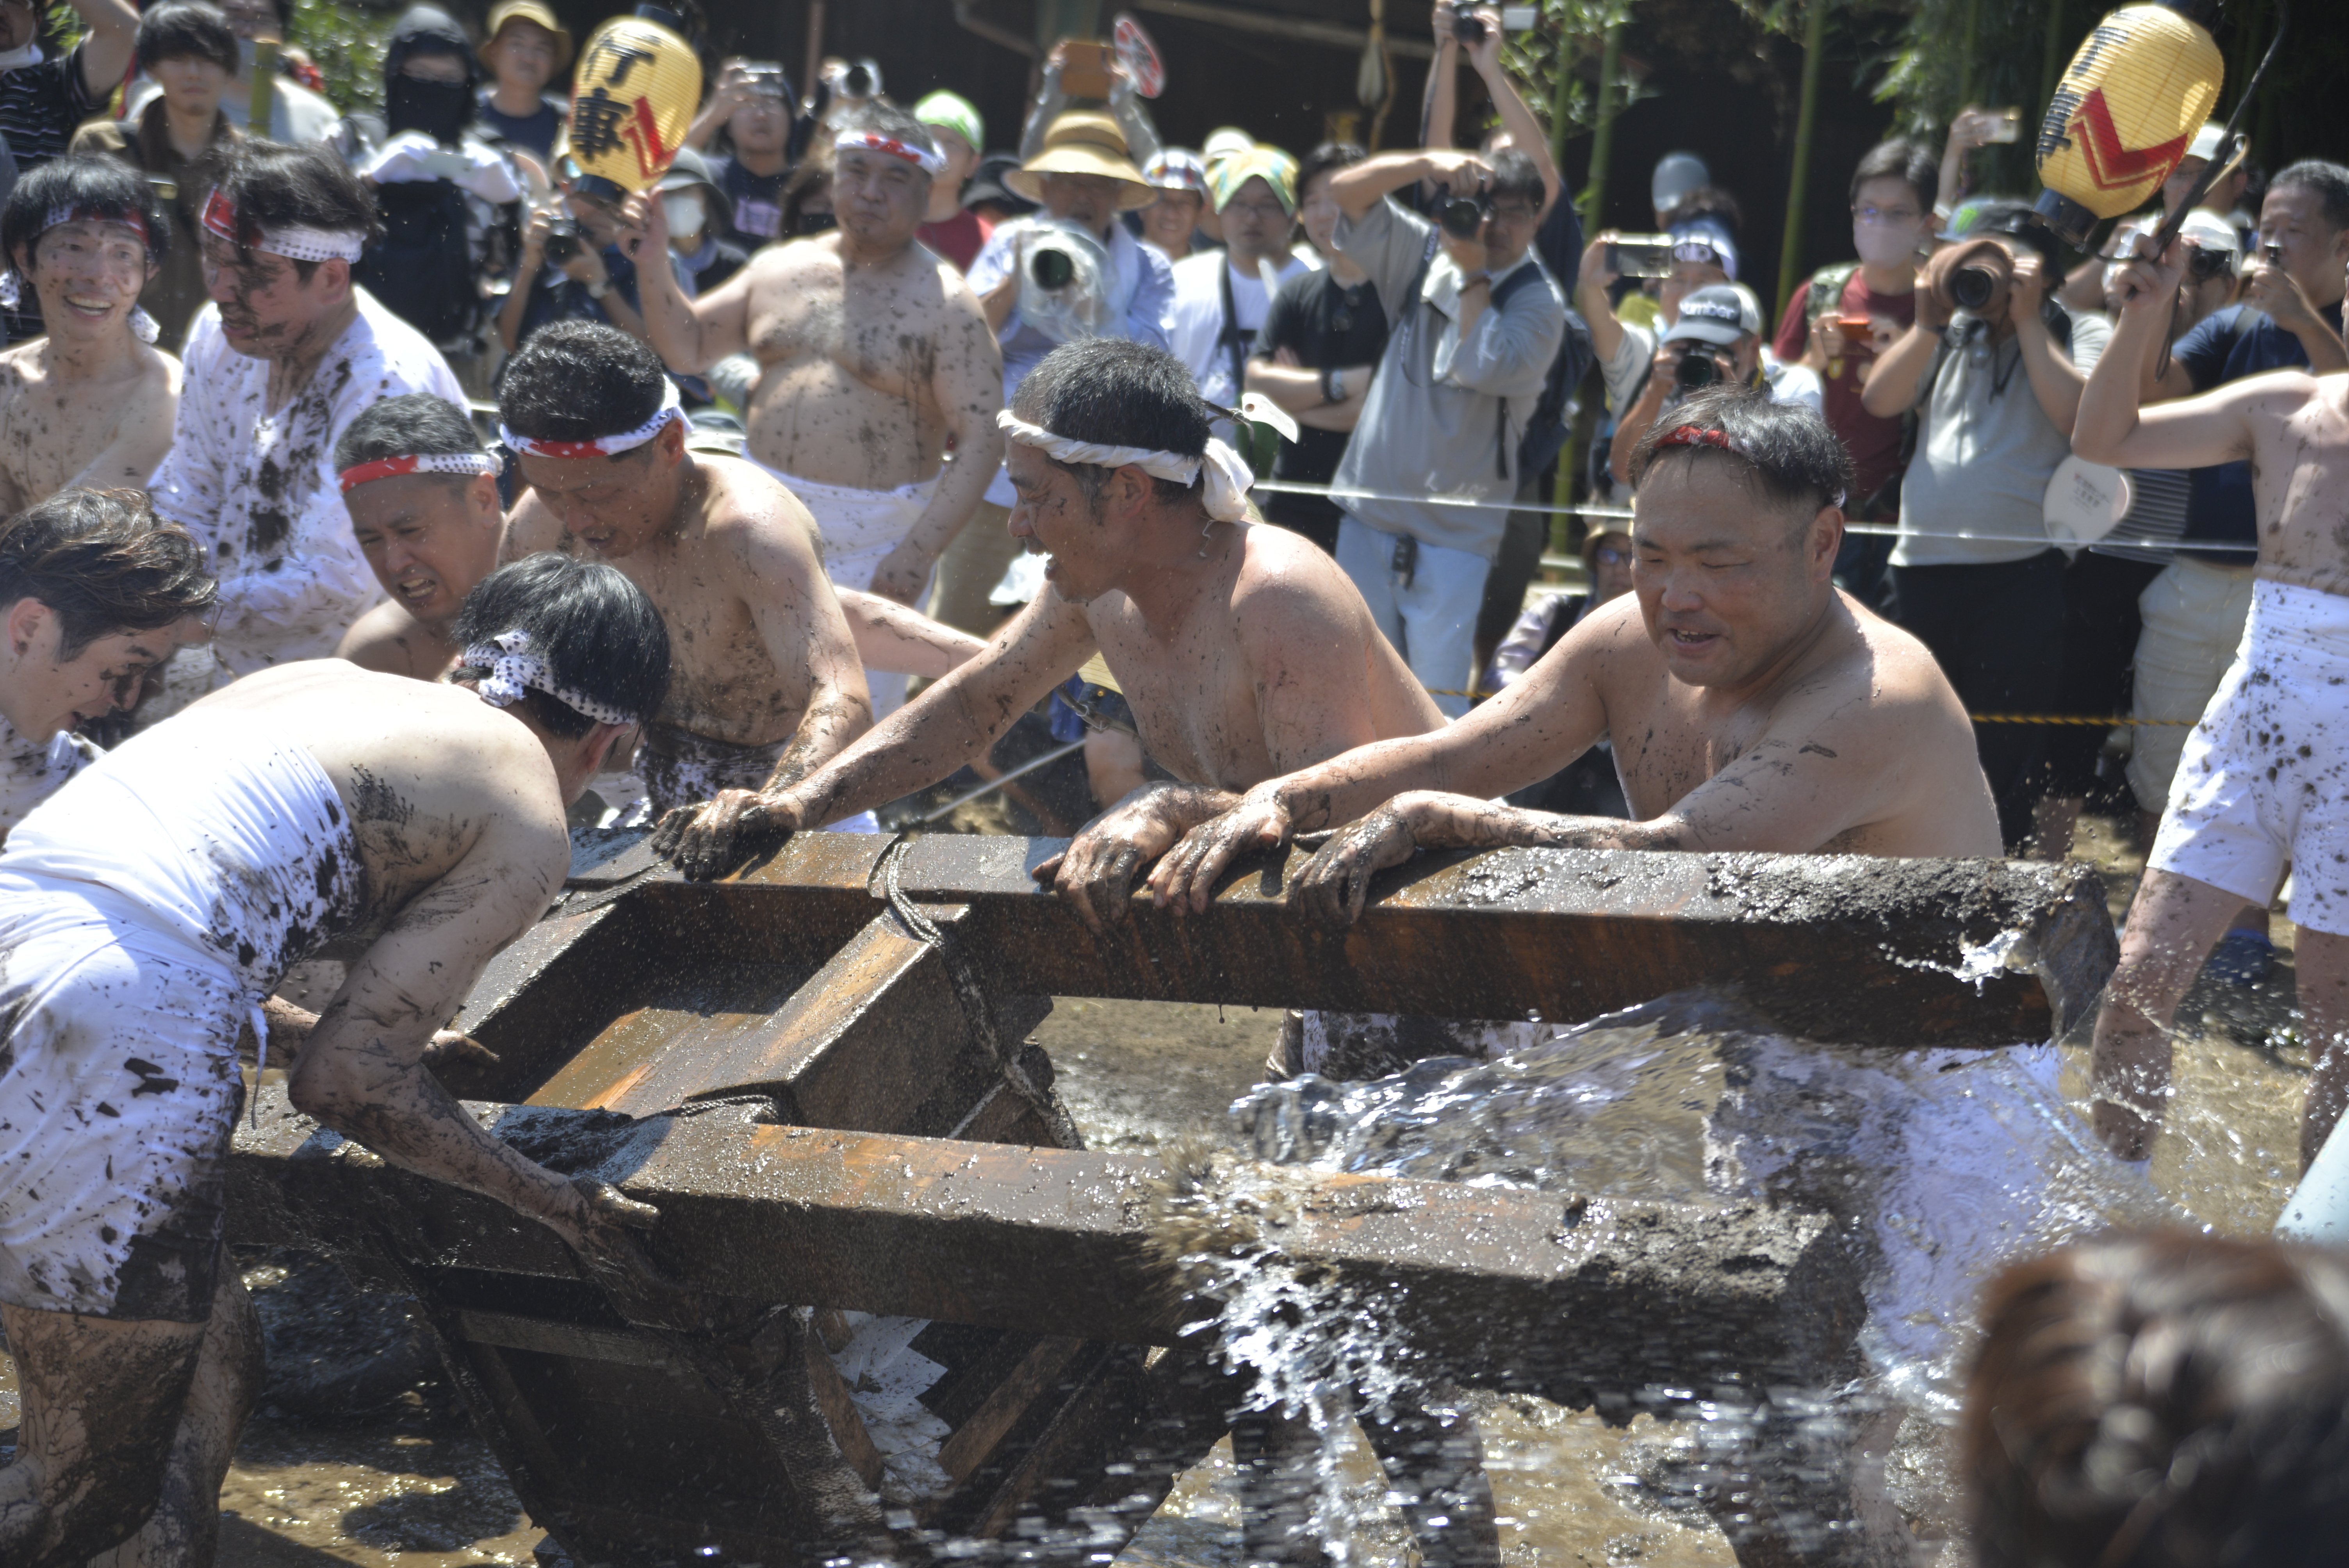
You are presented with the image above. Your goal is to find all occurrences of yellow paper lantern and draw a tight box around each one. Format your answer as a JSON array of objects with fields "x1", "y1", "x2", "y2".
[
  {"x1": 567, "y1": 5, "x2": 704, "y2": 203},
  {"x1": 2034, "y1": 3, "x2": 2224, "y2": 249}
]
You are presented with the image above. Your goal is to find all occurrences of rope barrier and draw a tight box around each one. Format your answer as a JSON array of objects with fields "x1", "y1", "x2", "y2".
[{"x1": 1968, "y1": 713, "x2": 2196, "y2": 726}]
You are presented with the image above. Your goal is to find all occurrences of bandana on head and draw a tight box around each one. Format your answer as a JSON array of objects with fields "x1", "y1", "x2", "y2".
[
  {"x1": 339, "y1": 451, "x2": 500, "y2": 494},
  {"x1": 1206, "y1": 146, "x2": 1298, "y2": 215},
  {"x1": 200, "y1": 189, "x2": 366, "y2": 265},
  {"x1": 834, "y1": 130, "x2": 948, "y2": 176},
  {"x1": 997, "y1": 410, "x2": 1256, "y2": 522},
  {"x1": 1653, "y1": 424, "x2": 1845, "y2": 509},
  {"x1": 462, "y1": 628, "x2": 635, "y2": 726},
  {"x1": 499, "y1": 379, "x2": 684, "y2": 460},
  {"x1": 43, "y1": 206, "x2": 149, "y2": 246}
]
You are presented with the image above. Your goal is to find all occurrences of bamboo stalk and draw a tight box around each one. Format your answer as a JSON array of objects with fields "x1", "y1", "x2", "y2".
[{"x1": 1774, "y1": 0, "x2": 1829, "y2": 324}]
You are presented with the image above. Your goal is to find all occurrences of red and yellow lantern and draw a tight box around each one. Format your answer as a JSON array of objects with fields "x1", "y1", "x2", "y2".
[
  {"x1": 2034, "y1": 3, "x2": 2224, "y2": 248},
  {"x1": 567, "y1": 5, "x2": 703, "y2": 203}
]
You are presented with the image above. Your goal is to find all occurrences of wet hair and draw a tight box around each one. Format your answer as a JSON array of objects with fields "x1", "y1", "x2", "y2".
[
  {"x1": 1628, "y1": 385, "x2": 1855, "y2": 525},
  {"x1": 2269, "y1": 160, "x2": 2349, "y2": 233},
  {"x1": 1965, "y1": 1232, "x2": 2349, "y2": 1568},
  {"x1": 0, "y1": 490, "x2": 216, "y2": 661},
  {"x1": 1011, "y1": 338, "x2": 1214, "y2": 506},
  {"x1": 448, "y1": 554, "x2": 670, "y2": 738},
  {"x1": 2, "y1": 155, "x2": 169, "y2": 277},
  {"x1": 210, "y1": 140, "x2": 385, "y2": 282},
  {"x1": 333, "y1": 392, "x2": 484, "y2": 478},
  {"x1": 1487, "y1": 147, "x2": 1543, "y2": 209},
  {"x1": 1850, "y1": 137, "x2": 1937, "y2": 216},
  {"x1": 498, "y1": 321, "x2": 665, "y2": 450},
  {"x1": 1297, "y1": 141, "x2": 1367, "y2": 202},
  {"x1": 136, "y1": 1, "x2": 238, "y2": 76},
  {"x1": 837, "y1": 101, "x2": 937, "y2": 171}
]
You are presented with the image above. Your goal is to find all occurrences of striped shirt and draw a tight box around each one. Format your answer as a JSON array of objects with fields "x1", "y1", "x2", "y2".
[{"x1": 0, "y1": 44, "x2": 100, "y2": 172}]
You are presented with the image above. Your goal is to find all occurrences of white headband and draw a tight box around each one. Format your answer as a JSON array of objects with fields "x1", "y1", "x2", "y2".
[
  {"x1": 461, "y1": 629, "x2": 636, "y2": 727},
  {"x1": 500, "y1": 379, "x2": 684, "y2": 460},
  {"x1": 834, "y1": 129, "x2": 948, "y2": 176},
  {"x1": 996, "y1": 412, "x2": 1255, "y2": 522},
  {"x1": 200, "y1": 189, "x2": 364, "y2": 264}
]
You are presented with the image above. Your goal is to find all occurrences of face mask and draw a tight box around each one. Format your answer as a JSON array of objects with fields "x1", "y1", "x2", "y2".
[
  {"x1": 388, "y1": 75, "x2": 471, "y2": 143},
  {"x1": 1853, "y1": 220, "x2": 1920, "y2": 270},
  {"x1": 662, "y1": 191, "x2": 706, "y2": 242}
]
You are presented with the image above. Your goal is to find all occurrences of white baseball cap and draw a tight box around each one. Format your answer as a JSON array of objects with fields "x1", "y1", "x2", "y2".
[{"x1": 1663, "y1": 283, "x2": 1761, "y2": 345}]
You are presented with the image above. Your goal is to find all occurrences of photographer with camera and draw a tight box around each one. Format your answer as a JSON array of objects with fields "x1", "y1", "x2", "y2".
[
  {"x1": 496, "y1": 166, "x2": 670, "y2": 353},
  {"x1": 1861, "y1": 201, "x2": 2110, "y2": 848},
  {"x1": 1607, "y1": 283, "x2": 1819, "y2": 494},
  {"x1": 686, "y1": 60, "x2": 802, "y2": 249},
  {"x1": 1319, "y1": 142, "x2": 1565, "y2": 716}
]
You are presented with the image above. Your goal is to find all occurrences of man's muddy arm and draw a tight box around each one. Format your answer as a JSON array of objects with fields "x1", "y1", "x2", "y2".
[
  {"x1": 2077, "y1": 247, "x2": 2260, "y2": 472},
  {"x1": 620, "y1": 193, "x2": 752, "y2": 374},
  {"x1": 745, "y1": 517, "x2": 874, "y2": 794},
  {"x1": 290, "y1": 836, "x2": 647, "y2": 1267},
  {"x1": 869, "y1": 300, "x2": 1006, "y2": 605},
  {"x1": 837, "y1": 588, "x2": 989, "y2": 676}
]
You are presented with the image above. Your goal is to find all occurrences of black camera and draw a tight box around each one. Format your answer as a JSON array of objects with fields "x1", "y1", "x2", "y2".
[
  {"x1": 1674, "y1": 344, "x2": 1734, "y2": 392},
  {"x1": 1949, "y1": 262, "x2": 2008, "y2": 313},
  {"x1": 1438, "y1": 192, "x2": 1491, "y2": 239},
  {"x1": 2184, "y1": 243, "x2": 2233, "y2": 282},
  {"x1": 1449, "y1": 2, "x2": 1487, "y2": 43},
  {"x1": 543, "y1": 219, "x2": 582, "y2": 265},
  {"x1": 841, "y1": 58, "x2": 879, "y2": 98}
]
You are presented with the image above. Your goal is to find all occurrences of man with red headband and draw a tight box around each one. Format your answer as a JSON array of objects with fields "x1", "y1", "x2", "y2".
[
  {"x1": 0, "y1": 155, "x2": 181, "y2": 513},
  {"x1": 145, "y1": 141, "x2": 462, "y2": 711},
  {"x1": 627, "y1": 102, "x2": 1002, "y2": 716},
  {"x1": 1151, "y1": 388, "x2": 2002, "y2": 925}
]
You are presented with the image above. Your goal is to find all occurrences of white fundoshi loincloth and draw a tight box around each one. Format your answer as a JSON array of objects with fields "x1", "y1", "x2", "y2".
[
  {"x1": 636, "y1": 721, "x2": 877, "y2": 834},
  {"x1": 757, "y1": 461, "x2": 942, "y2": 720}
]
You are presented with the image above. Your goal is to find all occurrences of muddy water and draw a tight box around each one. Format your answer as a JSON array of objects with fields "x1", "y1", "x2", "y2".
[{"x1": 0, "y1": 820, "x2": 2313, "y2": 1565}]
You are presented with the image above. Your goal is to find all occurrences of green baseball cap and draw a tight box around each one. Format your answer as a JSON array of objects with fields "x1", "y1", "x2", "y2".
[{"x1": 913, "y1": 91, "x2": 984, "y2": 158}]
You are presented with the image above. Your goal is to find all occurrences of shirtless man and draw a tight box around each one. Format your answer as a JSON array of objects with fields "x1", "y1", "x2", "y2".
[
  {"x1": 0, "y1": 491, "x2": 214, "y2": 841},
  {"x1": 1152, "y1": 387, "x2": 2003, "y2": 923},
  {"x1": 655, "y1": 336, "x2": 1447, "y2": 926},
  {"x1": 337, "y1": 391, "x2": 987, "y2": 689},
  {"x1": 629, "y1": 102, "x2": 1003, "y2": 716},
  {"x1": 2080, "y1": 239, "x2": 2349, "y2": 1172},
  {"x1": 497, "y1": 321, "x2": 877, "y2": 821},
  {"x1": 0, "y1": 157, "x2": 181, "y2": 510},
  {"x1": 0, "y1": 552, "x2": 668, "y2": 1565}
]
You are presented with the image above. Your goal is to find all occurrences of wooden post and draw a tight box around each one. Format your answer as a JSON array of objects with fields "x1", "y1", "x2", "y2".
[
  {"x1": 802, "y1": 0, "x2": 826, "y2": 106},
  {"x1": 1774, "y1": 0, "x2": 1829, "y2": 324}
]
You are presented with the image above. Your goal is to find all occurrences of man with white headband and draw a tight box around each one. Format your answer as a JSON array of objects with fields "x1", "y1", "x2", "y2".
[
  {"x1": 654, "y1": 337, "x2": 1449, "y2": 930},
  {"x1": 499, "y1": 321, "x2": 884, "y2": 825},
  {"x1": 0, "y1": 155, "x2": 182, "y2": 515},
  {"x1": 0, "y1": 552, "x2": 674, "y2": 1563},
  {"x1": 146, "y1": 140, "x2": 464, "y2": 711},
  {"x1": 1155, "y1": 388, "x2": 2002, "y2": 930},
  {"x1": 629, "y1": 103, "x2": 1003, "y2": 718}
]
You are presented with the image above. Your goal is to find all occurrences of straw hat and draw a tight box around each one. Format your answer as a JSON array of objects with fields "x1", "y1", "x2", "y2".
[
  {"x1": 1005, "y1": 111, "x2": 1156, "y2": 210},
  {"x1": 480, "y1": 0, "x2": 574, "y2": 73}
]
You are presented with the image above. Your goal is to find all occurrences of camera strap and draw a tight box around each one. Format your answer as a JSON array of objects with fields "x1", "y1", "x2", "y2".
[{"x1": 1218, "y1": 259, "x2": 1250, "y2": 405}]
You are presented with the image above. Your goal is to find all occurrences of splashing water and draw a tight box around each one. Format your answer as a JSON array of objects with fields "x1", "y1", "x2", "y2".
[{"x1": 1160, "y1": 988, "x2": 2185, "y2": 1564}]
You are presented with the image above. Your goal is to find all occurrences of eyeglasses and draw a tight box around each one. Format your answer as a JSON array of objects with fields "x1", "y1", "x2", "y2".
[
  {"x1": 1853, "y1": 204, "x2": 1922, "y2": 226},
  {"x1": 1593, "y1": 545, "x2": 1631, "y2": 566}
]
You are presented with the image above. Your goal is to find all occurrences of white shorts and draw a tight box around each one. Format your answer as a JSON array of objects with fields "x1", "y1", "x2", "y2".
[
  {"x1": 2148, "y1": 580, "x2": 2349, "y2": 936},
  {"x1": 0, "y1": 883, "x2": 246, "y2": 1321}
]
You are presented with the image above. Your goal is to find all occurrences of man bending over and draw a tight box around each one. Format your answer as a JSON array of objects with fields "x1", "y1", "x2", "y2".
[
  {"x1": 0, "y1": 552, "x2": 668, "y2": 1564},
  {"x1": 339, "y1": 391, "x2": 983, "y2": 687},
  {"x1": 629, "y1": 102, "x2": 1003, "y2": 714},
  {"x1": 2080, "y1": 238, "x2": 2349, "y2": 1171},
  {"x1": 656, "y1": 337, "x2": 1447, "y2": 928},
  {"x1": 1152, "y1": 387, "x2": 2002, "y2": 921},
  {"x1": 0, "y1": 157, "x2": 181, "y2": 511},
  {"x1": 498, "y1": 322, "x2": 879, "y2": 821}
]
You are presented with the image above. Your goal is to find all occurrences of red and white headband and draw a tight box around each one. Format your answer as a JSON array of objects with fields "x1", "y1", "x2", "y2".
[
  {"x1": 1652, "y1": 423, "x2": 1845, "y2": 509},
  {"x1": 834, "y1": 129, "x2": 948, "y2": 176},
  {"x1": 499, "y1": 378, "x2": 685, "y2": 460},
  {"x1": 43, "y1": 206, "x2": 148, "y2": 245},
  {"x1": 200, "y1": 189, "x2": 365, "y2": 265},
  {"x1": 338, "y1": 451, "x2": 500, "y2": 495}
]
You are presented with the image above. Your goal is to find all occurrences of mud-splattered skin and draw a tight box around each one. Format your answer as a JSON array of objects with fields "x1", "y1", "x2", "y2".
[
  {"x1": 656, "y1": 445, "x2": 1447, "y2": 905},
  {"x1": 1151, "y1": 460, "x2": 2007, "y2": 916},
  {"x1": 0, "y1": 222, "x2": 181, "y2": 512},
  {"x1": 504, "y1": 434, "x2": 870, "y2": 764},
  {"x1": 621, "y1": 171, "x2": 1005, "y2": 603}
]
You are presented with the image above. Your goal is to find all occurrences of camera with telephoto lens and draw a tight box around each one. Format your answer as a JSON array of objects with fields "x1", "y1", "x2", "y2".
[
  {"x1": 543, "y1": 217, "x2": 582, "y2": 265},
  {"x1": 1674, "y1": 344, "x2": 1736, "y2": 392},
  {"x1": 1949, "y1": 262, "x2": 2009, "y2": 313},
  {"x1": 1030, "y1": 241, "x2": 1078, "y2": 291},
  {"x1": 1439, "y1": 191, "x2": 1492, "y2": 239}
]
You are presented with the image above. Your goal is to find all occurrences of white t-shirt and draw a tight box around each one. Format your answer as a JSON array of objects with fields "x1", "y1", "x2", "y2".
[
  {"x1": 152, "y1": 288, "x2": 464, "y2": 676},
  {"x1": 1167, "y1": 250, "x2": 1314, "y2": 406}
]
